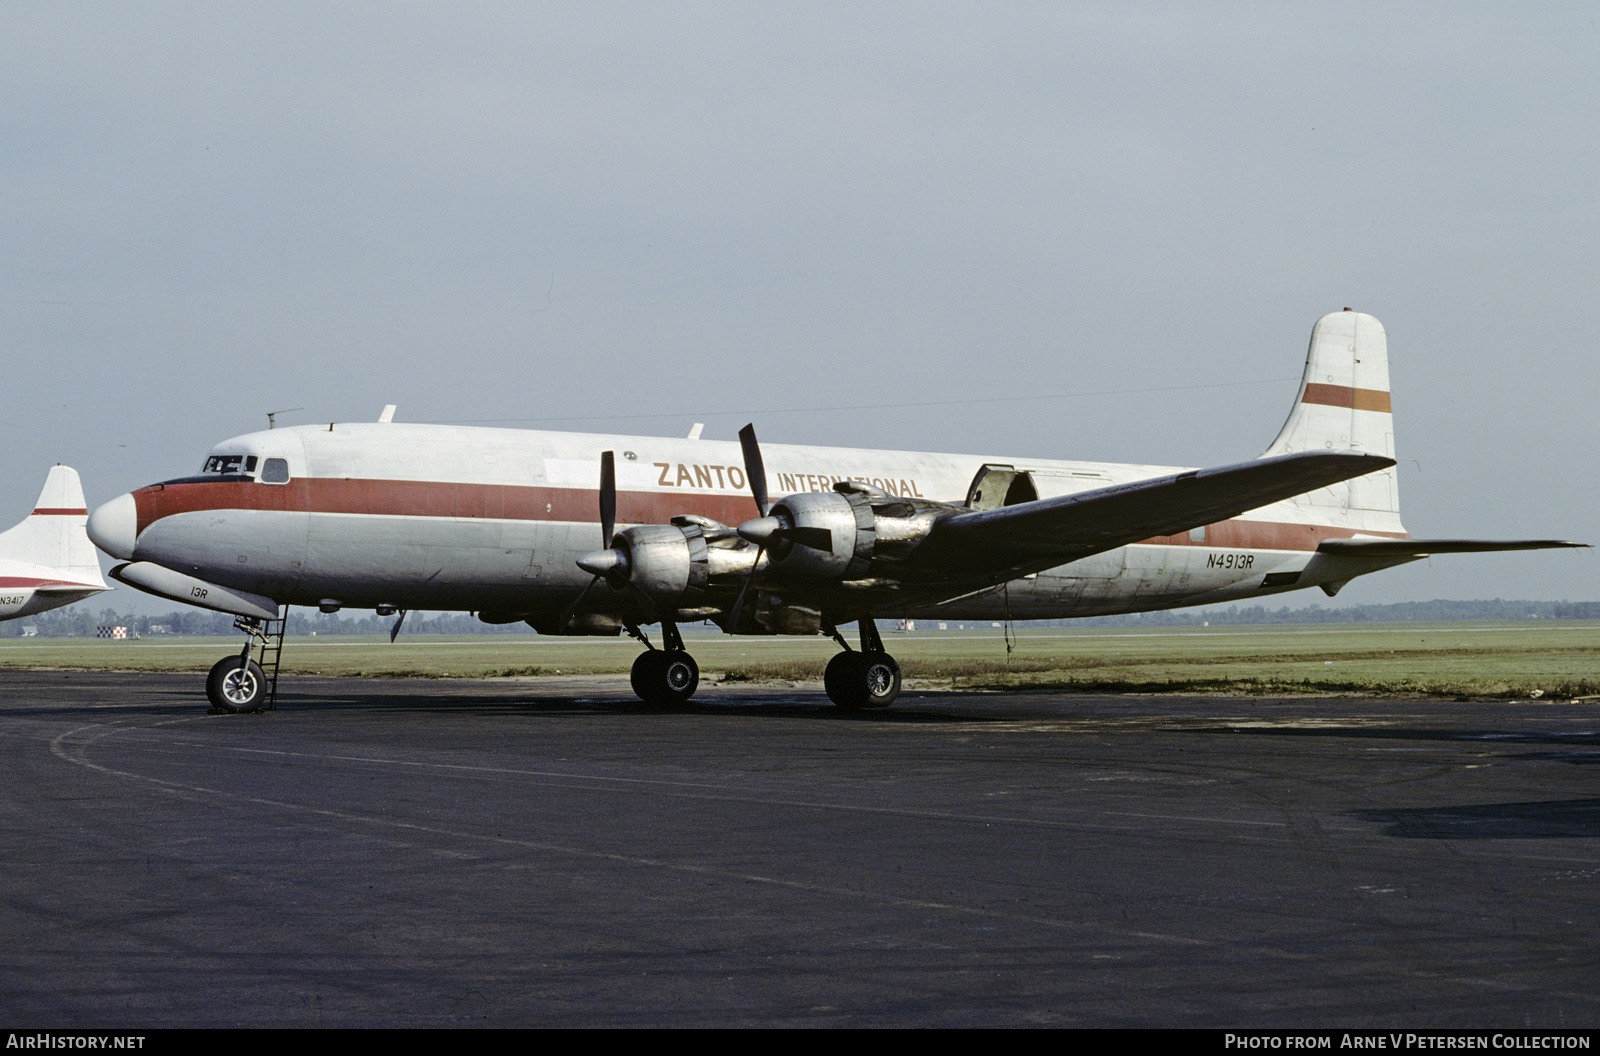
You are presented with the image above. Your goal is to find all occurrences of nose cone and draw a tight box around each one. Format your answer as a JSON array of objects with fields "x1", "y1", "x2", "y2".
[{"x1": 86, "y1": 493, "x2": 138, "y2": 561}]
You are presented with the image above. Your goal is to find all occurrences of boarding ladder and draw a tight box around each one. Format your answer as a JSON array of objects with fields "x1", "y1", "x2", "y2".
[{"x1": 233, "y1": 615, "x2": 287, "y2": 710}]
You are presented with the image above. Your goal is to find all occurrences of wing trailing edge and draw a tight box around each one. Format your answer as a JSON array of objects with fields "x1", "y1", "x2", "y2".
[
  {"x1": 1317, "y1": 538, "x2": 1591, "y2": 557},
  {"x1": 914, "y1": 450, "x2": 1396, "y2": 578}
]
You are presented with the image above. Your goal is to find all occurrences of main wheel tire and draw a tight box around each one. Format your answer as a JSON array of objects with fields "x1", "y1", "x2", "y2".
[
  {"x1": 823, "y1": 650, "x2": 855, "y2": 702},
  {"x1": 826, "y1": 651, "x2": 901, "y2": 710},
  {"x1": 207, "y1": 656, "x2": 267, "y2": 713},
  {"x1": 630, "y1": 650, "x2": 699, "y2": 705},
  {"x1": 629, "y1": 651, "x2": 663, "y2": 700}
]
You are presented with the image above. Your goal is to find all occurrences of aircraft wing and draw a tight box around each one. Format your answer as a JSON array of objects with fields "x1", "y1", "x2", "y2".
[
  {"x1": 1317, "y1": 538, "x2": 1590, "y2": 557},
  {"x1": 905, "y1": 450, "x2": 1397, "y2": 585}
]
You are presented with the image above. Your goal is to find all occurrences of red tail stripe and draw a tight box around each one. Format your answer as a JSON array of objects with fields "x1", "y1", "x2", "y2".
[
  {"x1": 1301, "y1": 383, "x2": 1391, "y2": 412},
  {"x1": 32, "y1": 507, "x2": 88, "y2": 516}
]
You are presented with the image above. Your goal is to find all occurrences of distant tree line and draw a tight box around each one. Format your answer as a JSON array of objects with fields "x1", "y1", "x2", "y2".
[
  {"x1": 1040, "y1": 598, "x2": 1600, "y2": 628},
  {"x1": 0, "y1": 607, "x2": 529, "y2": 639},
  {"x1": 4, "y1": 597, "x2": 1597, "y2": 639}
]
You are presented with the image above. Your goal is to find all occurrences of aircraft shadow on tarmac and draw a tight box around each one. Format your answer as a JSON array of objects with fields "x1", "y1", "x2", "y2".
[
  {"x1": 263, "y1": 680, "x2": 987, "y2": 723},
  {"x1": 1350, "y1": 798, "x2": 1600, "y2": 840}
]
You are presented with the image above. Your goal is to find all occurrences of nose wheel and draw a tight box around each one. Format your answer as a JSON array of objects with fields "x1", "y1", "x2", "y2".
[{"x1": 206, "y1": 656, "x2": 267, "y2": 713}]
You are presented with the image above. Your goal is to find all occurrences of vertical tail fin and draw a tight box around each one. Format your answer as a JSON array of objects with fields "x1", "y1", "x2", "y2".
[
  {"x1": 1261, "y1": 310, "x2": 1404, "y2": 532},
  {"x1": 0, "y1": 465, "x2": 108, "y2": 585}
]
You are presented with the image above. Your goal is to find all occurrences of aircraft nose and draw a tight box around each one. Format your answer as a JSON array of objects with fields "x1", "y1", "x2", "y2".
[{"x1": 86, "y1": 493, "x2": 138, "y2": 561}]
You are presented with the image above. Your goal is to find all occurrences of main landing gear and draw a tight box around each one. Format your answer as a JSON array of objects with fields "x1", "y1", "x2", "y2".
[
  {"x1": 621, "y1": 618, "x2": 900, "y2": 709},
  {"x1": 205, "y1": 616, "x2": 285, "y2": 713},
  {"x1": 626, "y1": 621, "x2": 700, "y2": 705},
  {"x1": 822, "y1": 618, "x2": 901, "y2": 710}
]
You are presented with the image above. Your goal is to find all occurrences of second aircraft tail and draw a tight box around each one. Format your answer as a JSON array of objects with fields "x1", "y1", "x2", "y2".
[{"x1": 0, "y1": 465, "x2": 108, "y2": 586}]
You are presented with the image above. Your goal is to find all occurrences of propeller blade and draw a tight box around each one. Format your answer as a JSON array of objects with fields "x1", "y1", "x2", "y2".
[
  {"x1": 783, "y1": 525, "x2": 833, "y2": 552},
  {"x1": 599, "y1": 450, "x2": 616, "y2": 546},
  {"x1": 736, "y1": 516, "x2": 832, "y2": 553},
  {"x1": 624, "y1": 580, "x2": 658, "y2": 624},
  {"x1": 738, "y1": 424, "x2": 769, "y2": 517},
  {"x1": 727, "y1": 544, "x2": 765, "y2": 630},
  {"x1": 564, "y1": 450, "x2": 640, "y2": 631},
  {"x1": 560, "y1": 574, "x2": 602, "y2": 630},
  {"x1": 389, "y1": 609, "x2": 408, "y2": 643}
]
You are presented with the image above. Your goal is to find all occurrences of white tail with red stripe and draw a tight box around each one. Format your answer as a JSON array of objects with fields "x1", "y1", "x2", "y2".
[
  {"x1": 0, "y1": 465, "x2": 110, "y2": 620},
  {"x1": 1262, "y1": 309, "x2": 1403, "y2": 532}
]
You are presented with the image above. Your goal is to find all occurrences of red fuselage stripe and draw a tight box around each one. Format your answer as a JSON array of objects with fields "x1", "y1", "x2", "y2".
[
  {"x1": 131, "y1": 478, "x2": 1408, "y2": 554},
  {"x1": 1301, "y1": 383, "x2": 1391, "y2": 413},
  {"x1": 133, "y1": 478, "x2": 763, "y2": 536}
]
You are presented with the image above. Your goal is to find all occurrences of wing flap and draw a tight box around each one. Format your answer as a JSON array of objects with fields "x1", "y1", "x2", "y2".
[{"x1": 913, "y1": 450, "x2": 1396, "y2": 578}]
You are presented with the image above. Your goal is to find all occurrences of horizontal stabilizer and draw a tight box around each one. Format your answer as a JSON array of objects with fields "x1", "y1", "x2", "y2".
[{"x1": 1318, "y1": 538, "x2": 1590, "y2": 557}]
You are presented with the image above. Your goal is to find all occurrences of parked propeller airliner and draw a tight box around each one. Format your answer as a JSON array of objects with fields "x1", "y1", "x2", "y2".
[
  {"x1": 86, "y1": 310, "x2": 1584, "y2": 711},
  {"x1": 0, "y1": 465, "x2": 109, "y2": 621}
]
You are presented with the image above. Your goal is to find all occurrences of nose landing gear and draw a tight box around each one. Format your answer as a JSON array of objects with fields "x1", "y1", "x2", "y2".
[{"x1": 205, "y1": 616, "x2": 284, "y2": 713}]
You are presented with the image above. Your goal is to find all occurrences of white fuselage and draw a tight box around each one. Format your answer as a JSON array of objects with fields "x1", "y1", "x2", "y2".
[{"x1": 99, "y1": 421, "x2": 1409, "y2": 624}]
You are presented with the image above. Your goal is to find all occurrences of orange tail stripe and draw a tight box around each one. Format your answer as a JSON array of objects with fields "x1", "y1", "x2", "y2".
[{"x1": 1301, "y1": 383, "x2": 1391, "y2": 412}]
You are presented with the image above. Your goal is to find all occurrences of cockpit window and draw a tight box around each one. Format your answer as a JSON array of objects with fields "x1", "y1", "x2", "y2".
[
  {"x1": 260, "y1": 458, "x2": 290, "y2": 484},
  {"x1": 202, "y1": 454, "x2": 247, "y2": 474}
]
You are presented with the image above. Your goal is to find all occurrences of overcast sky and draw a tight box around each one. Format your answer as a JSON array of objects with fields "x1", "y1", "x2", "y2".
[{"x1": 2, "y1": 1, "x2": 1594, "y2": 610}]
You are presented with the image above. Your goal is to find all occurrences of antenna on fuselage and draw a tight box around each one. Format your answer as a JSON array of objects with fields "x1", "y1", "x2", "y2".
[
  {"x1": 266, "y1": 408, "x2": 303, "y2": 429},
  {"x1": 378, "y1": 405, "x2": 397, "y2": 423}
]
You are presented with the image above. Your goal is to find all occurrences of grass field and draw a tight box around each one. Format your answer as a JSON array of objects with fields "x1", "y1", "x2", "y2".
[{"x1": 2, "y1": 622, "x2": 1596, "y2": 699}]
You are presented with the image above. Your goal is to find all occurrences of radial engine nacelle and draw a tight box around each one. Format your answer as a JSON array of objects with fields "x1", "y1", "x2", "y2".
[
  {"x1": 579, "y1": 515, "x2": 760, "y2": 617},
  {"x1": 737, "y1": 481, "x2": 948, "y2": 581}
]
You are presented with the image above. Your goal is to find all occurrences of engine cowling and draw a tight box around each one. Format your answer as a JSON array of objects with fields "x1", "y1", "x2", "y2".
[
  {"x1": 582, "y1": 519, "x2": 759, "y2": 616},
  {"x1": 609, "y1": 523, "x2": 709, "y2": 611},
  {"x1": 759, "y1": 490, "x2": 876, "y2": 579},
  {"x1": 739, "y1": 482, "x2": 945, "y2": 582}
]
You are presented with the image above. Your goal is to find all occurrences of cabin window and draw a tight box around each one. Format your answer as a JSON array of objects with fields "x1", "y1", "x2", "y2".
[{"x1": 260, "y1": 458, "x2": 291, "y2": 484}]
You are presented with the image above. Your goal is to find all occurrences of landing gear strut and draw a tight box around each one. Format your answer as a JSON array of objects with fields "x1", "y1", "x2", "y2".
[
  {"x1": 626, "y1": 621, "x2": 699, "y2": 705},
  {"x1": 823, "y1": 618, "x2": 901, "y2": 710},
  {"x1": 205, "y1": 616, "x2": 284, "y2": 713}
]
